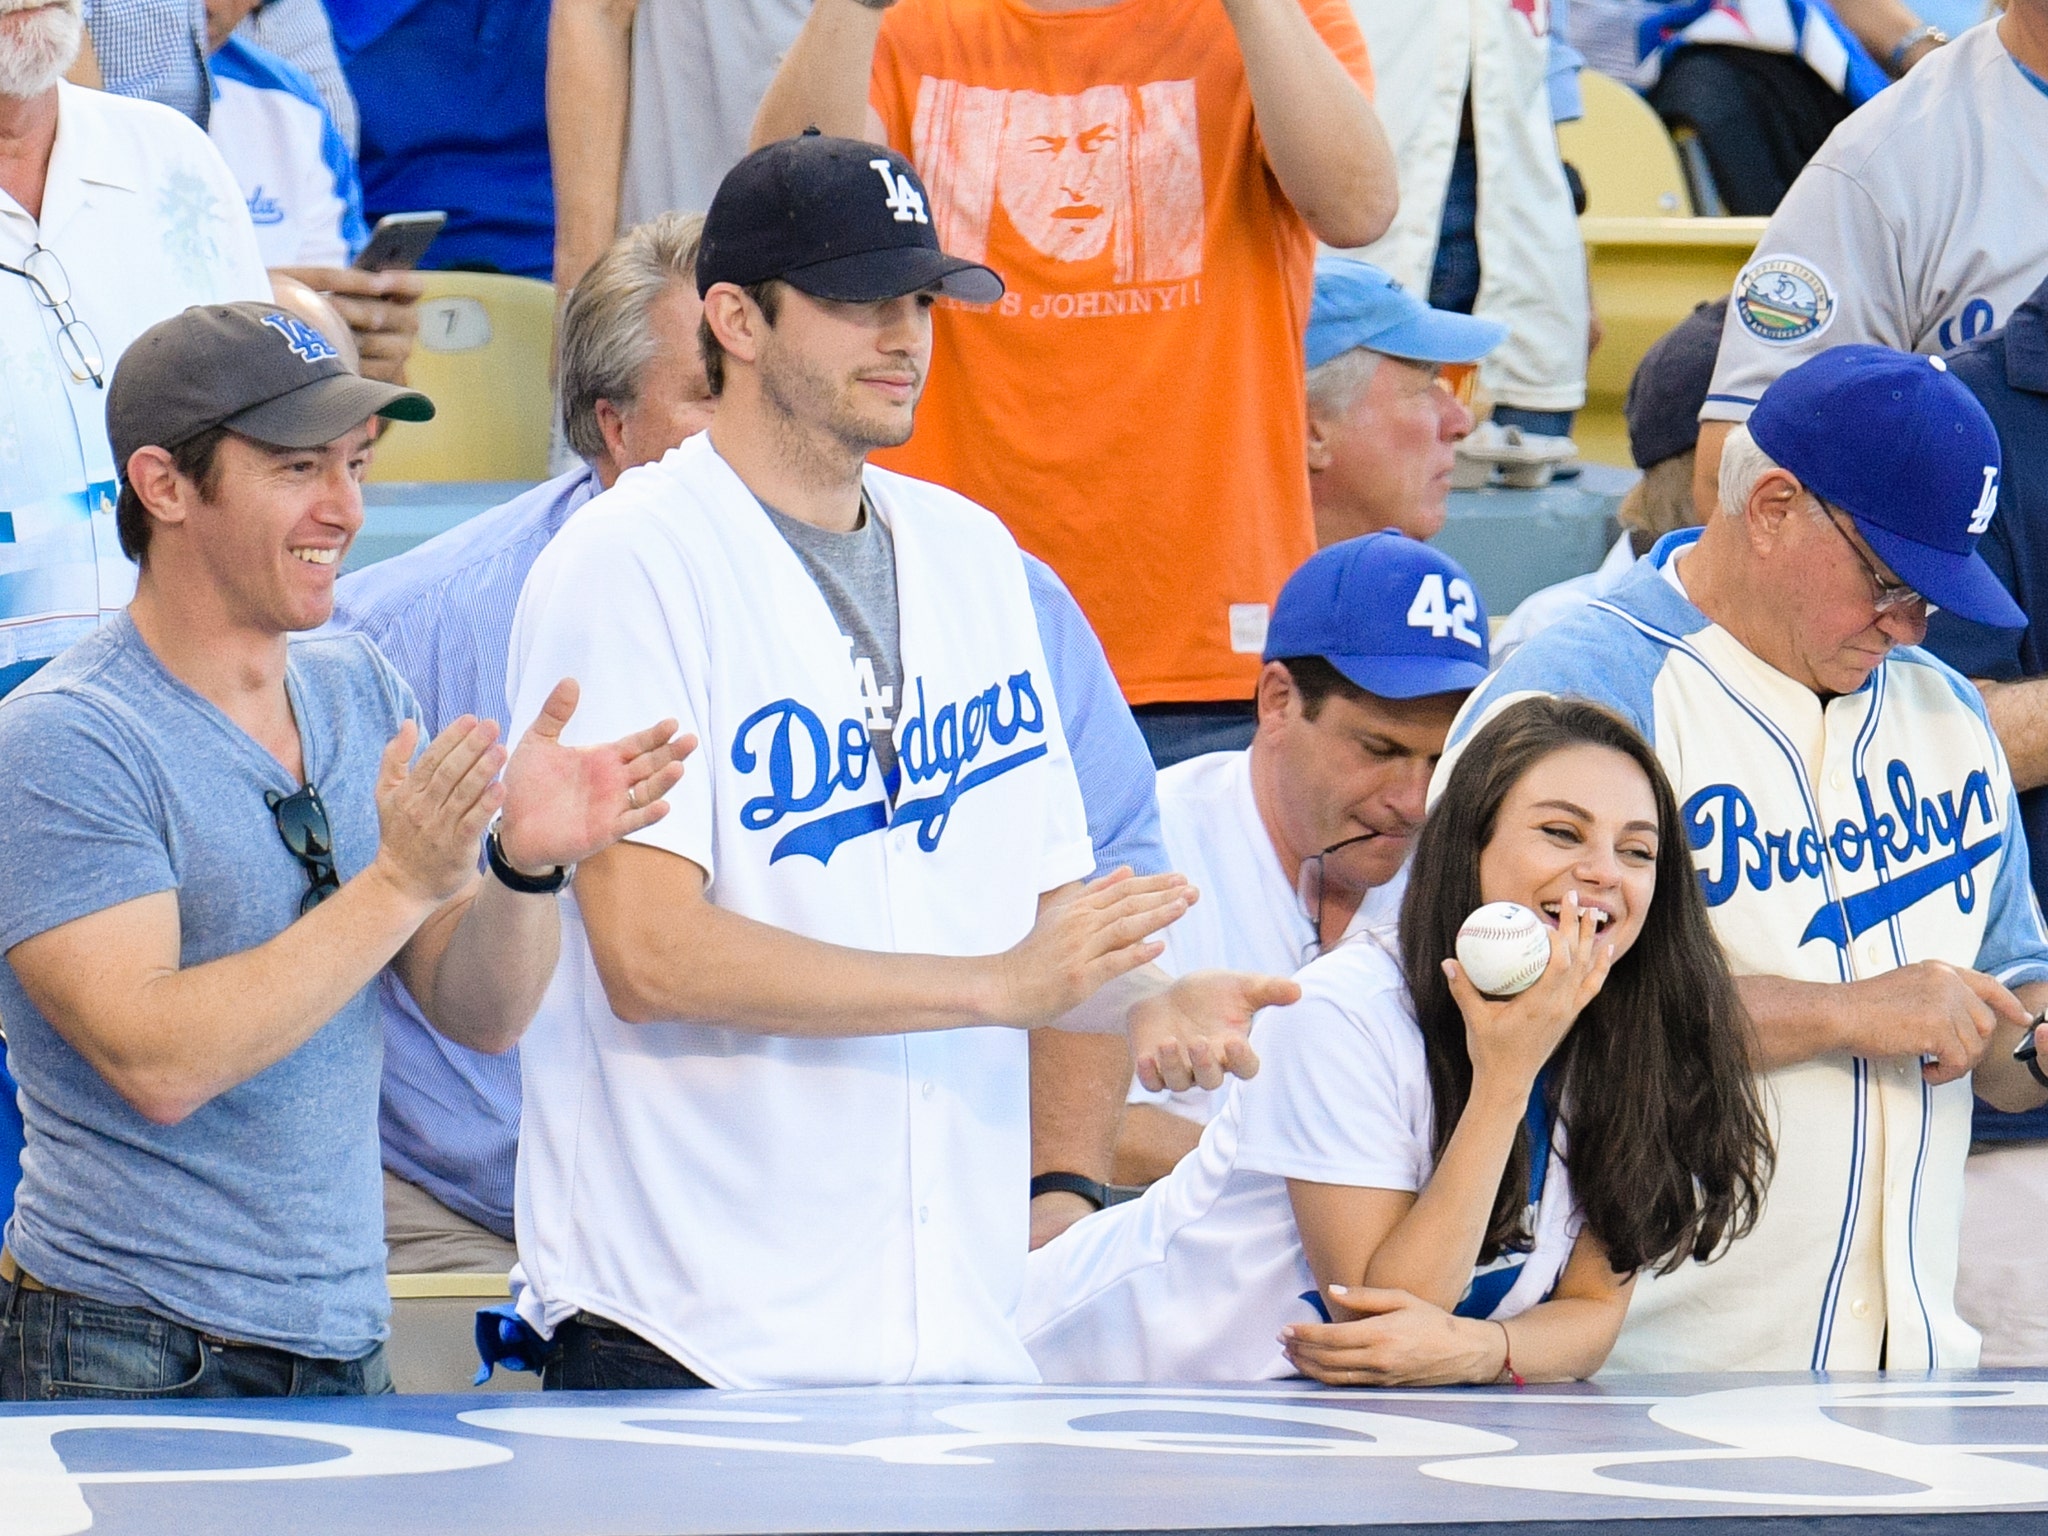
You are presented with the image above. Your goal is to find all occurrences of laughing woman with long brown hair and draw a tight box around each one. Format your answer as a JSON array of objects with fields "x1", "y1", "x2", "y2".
[{"x1": 1018, "y1": 695, "x2": 1773, "y2": 1385}]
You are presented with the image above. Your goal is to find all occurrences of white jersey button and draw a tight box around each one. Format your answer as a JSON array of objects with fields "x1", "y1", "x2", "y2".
[
  {"x1": 918, "y1": 1205, "x2": 930, "y2": 1224},
  {"x1": 922, "y1": 1079, "x2": 936, "y2": 1100},
  {"x1": 1851, "y1": 1297, "x2": 1874, "y2": 1320}
]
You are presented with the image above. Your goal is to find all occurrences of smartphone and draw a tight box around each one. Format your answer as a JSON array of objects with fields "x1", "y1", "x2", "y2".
[{"x1": 354, "y1": 211, "x2": 448, "y2": 272}]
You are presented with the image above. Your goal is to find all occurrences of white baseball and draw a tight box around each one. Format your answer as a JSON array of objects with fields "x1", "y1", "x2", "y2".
[{"x1": 1455, "y1": 902, "x2": 1551, "y2": 998}]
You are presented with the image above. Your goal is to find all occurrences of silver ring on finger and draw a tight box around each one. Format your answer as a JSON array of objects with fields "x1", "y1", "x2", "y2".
[{"x1": 627, "y1": 783, "x2": 640, "y2": 811}]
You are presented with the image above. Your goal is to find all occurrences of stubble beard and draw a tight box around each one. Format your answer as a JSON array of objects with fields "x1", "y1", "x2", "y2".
[
  {"x1": 757, "y1": 337, "x2": 918, "y2": 486},
  {"x1": 0, "y1": 0, "x2": 83, "y2": 99}
]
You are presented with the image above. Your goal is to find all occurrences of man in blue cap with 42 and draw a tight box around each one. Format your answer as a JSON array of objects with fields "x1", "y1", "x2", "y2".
[
  {"x1": 1304, "y1": 256, "x2": 1506, "y2": 546},
  {"x1": 1118, "y1": 534, "x2": 1491, "y2": 1185},
  {"x1": 1436, "y1": 344, "x2": 2048, "y2": 1375}
]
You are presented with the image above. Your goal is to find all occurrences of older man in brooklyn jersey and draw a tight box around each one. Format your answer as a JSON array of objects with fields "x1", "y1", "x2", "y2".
[{"x1": 1437, "y1": 345, "x2": 2048, "y2": 1373}]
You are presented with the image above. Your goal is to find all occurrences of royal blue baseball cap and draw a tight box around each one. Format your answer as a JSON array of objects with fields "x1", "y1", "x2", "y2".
[
  {"x1": 1264, "y1": 533, "x2": 1492, "y2": 698},
  {"x1": 1748, "y1": 345, "x2": 2019, "y2": 629},
  {"x1": 1306, "y1": 257, "x2": 1508, "y2": 371}
]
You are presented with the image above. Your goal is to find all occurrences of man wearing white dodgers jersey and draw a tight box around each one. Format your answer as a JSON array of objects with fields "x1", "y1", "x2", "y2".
[
  {"x1": 1118, "y1": 533, "x2": 1490, "y2": 1187},
  {"x1": 1441, "y1": 345, "x2": 2048, "y2": 1372},
  {"x1": 1694, "y1": 3, "x2": 2048, "y2": 512},
  {"x1": 502, "y1": 133, "x2": 1289, "y2": 1391}
]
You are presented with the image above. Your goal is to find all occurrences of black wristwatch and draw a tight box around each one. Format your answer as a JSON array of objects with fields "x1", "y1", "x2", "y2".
[
  {"x1": 485, "y1": 823, "x2": 571, "y2": 895},
  {"x1": 2014, "y1": 1011, "x2": 2048, "y2": 1091},
  {"x1": 1030, "y1": 1172, "x2": 1110, "y2": 1211}
]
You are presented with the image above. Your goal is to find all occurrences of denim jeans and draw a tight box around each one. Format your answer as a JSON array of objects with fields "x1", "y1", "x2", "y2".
[
  {"x1": 1428, "y1": 137, "x2": 1481, "y2": 317},
  {"x1": 0, "y1": 1273, "x2": 392, "y2": 1400},
  {"x1": 541, "y1": 1313, "x2": 713, "y2": 1392}
]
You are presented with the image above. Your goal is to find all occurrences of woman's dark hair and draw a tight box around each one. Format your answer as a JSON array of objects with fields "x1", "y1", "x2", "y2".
[{"x1": 1398, "y1": 695, "x2": 1772, "y2": 1276}]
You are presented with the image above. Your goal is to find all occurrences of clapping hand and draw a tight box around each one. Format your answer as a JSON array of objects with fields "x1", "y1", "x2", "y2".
[{"x1": 494, "y1": 678, "x2": 696, "y2": 876}]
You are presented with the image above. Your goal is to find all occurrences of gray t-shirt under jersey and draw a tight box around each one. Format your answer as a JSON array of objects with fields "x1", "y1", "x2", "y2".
[{"x1": 760, "y1": 496, "x2": 905, "y2": 793}]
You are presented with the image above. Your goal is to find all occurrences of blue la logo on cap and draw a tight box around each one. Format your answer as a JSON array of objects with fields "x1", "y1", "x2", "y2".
[
  {"x1": 260, "y1": 311, "x2": 338, "y2": 364},
  {"x1": 1263, "y1": 532, "x2": 1492, "y2": 699}
]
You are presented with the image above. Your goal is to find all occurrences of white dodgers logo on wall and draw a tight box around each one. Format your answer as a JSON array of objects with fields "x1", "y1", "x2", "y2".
[{"x1": 1735, "y1": 256, "x2": 1836, "y2": 345}]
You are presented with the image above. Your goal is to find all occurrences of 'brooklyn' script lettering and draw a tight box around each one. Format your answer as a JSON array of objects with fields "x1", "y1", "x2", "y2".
[
  {"x1": 733, "y1": 671, "x2": 1048, "y2": 865},
  {"x1": 1682, "y1": 760, "x2": 2002, "y2": 947}
]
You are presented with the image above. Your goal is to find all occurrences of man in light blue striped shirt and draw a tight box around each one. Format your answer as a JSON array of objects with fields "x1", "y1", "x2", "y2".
[{"x1": 334, "y1": 213, "x2": 1167, "y2": 1270}]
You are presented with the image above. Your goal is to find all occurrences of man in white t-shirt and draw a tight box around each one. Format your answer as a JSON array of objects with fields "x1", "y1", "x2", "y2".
[
  {"x1": 0, "y1": 0, "x2": 269, "y2": 696},
  {"x1": 1117, "y1": 533, "x2": 1491, "y2": 1186},
  {"x1": 1695, "y1": 6, "x2": 2048, "y2": 512},
  {"x1": 503, "y1": 133, "x2": 1289, "y2": 1391}
]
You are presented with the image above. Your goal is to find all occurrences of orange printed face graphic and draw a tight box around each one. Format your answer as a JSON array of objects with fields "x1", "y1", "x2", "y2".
[
  {"x1": 996, "y1": 90, "x2": 1129, "y2": 263},
  {"x1": 913, "y1": 77, "x2": 1206, "y2": 288}
]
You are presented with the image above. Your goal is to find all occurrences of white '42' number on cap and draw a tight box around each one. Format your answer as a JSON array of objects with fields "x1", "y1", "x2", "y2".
[{"x1": 1407, "y1": 574, "x2": 1483, "y2": 648}]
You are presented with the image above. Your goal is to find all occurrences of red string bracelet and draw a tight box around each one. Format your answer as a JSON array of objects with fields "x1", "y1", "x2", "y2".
[{"x1": 1495, "y1": 1320, "x2": 1525, "y2": 1388}]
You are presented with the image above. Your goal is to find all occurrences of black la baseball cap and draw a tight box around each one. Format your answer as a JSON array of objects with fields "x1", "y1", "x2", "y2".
[
  {"x1": 697, "y1": 130, "x2": 1003, "y2": 305},
  {"x1": 108, "y1": 301, "x2": 433, "y2": 471}
]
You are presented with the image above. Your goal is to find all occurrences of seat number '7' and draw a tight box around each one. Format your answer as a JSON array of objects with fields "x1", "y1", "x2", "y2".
[{"x1": 1407, "y1": 574, "x2": 1483, "y2": 647}]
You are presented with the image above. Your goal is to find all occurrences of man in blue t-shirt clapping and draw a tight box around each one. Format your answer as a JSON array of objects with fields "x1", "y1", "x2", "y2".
[{"x1": 0, "y1": 302, "x2": 692, "y2": 1400}]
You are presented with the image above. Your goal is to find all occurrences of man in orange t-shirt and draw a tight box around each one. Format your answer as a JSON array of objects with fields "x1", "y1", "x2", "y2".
[{"x1": 756, "y1": 0, "x2": 1394, "y2": 766}]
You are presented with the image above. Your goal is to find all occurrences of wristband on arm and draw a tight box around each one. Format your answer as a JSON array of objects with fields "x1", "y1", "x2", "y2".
[
  {"x1": 485, "y1": 823, "x2": 571, "y2": 895},
  {"x1": 1030, "y1": 1172, "x2": 1110, "y2": 1211},
  {"x1": 2012, "y1": 1011, "x2": 2048, "y2": 1091}
]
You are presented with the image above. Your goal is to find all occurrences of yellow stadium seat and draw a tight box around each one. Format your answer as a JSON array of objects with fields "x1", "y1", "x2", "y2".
[
  {"x1": 1578, "y1": 216, "x2": 1767, "y2": 466},
  {"x1": 1558, "y1": 70, "x2": 1694, "y2": 218},
  {"x1": 368, "y1": 272, "x2": 556, "y2": 483}
]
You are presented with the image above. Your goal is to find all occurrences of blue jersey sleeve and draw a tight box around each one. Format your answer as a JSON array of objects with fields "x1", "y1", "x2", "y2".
[
  {"x1": 1444, "y1": 596, "x2": 1668, "y2": 757},
  {"x1": 1024, "y1": 553, "x2": 1168, "y2": 879}
]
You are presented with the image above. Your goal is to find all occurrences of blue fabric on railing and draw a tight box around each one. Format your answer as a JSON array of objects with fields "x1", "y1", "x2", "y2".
[
  {"x1": 0, "y1": 1040, "x2": 22, "y2": 1240},
  {"x1": 474, "y1": 1302, "x2": 551, "y2": 1385}
]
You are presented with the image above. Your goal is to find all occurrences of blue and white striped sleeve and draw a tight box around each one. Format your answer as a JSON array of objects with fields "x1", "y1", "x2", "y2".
[{"x1": 1024, "y1": 554, "x2": 1169, "y2": 879}]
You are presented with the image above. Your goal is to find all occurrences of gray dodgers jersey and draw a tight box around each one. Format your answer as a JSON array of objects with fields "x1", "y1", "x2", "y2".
[{"x1": 1705, "y1": 20, "x2": 2048, "y2": 422}]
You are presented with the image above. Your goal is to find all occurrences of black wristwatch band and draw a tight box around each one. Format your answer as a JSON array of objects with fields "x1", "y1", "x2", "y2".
[
  {"x1": 1030, "y1": 1172, "x2": 1110, "y2": 1210},
  {"x1": 485, "y1": 824, "x2": 570, "y2": 895},
  {"x1": 2012, "y1": 1011, "x2": 2048, "y2": 1090}
]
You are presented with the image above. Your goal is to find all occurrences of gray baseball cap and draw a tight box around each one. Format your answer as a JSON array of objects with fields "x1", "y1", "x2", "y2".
[{"x1": 108, "y1": 301, "x2": 434, "y2": 471}]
